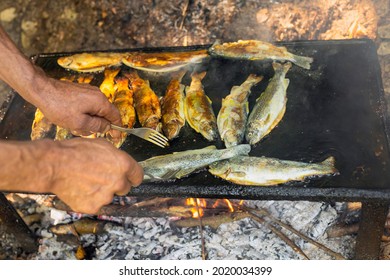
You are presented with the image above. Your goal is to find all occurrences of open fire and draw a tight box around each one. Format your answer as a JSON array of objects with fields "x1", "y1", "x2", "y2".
[{"x1": 185, "y1": 198, "x2": 236, "y2": 218}]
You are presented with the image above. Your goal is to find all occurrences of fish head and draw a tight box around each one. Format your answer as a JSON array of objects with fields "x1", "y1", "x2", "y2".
[
  {"x1": 245, "y1": 120, "x2": 267, "y2": 145},
  {"x1": 222, "y1": 130, "x2": 240, "y2": 148},
  {"x1": 200, "y1": 120, "x2": 218, "y2": 141},
  {"x1": 163, "y1": 122, "x2": 181, "y2": 140},
  {"x1": 57, "y1": 56, "x2": 74, "y2": 68},
  {"x1": 209, "y1": 160, "x2": 232, "y2": 179}
]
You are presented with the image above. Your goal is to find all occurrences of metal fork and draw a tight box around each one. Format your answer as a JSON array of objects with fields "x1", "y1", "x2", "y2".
[{"x1": 110, "y1": 124, "x2": 169, "y2": 148}]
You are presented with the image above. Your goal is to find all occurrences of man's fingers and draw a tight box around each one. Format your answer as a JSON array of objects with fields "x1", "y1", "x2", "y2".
[
  {"x1": 94, "y1": 95, "x2": 122, "y2": 126},
  {"x1": 115, "y1": 184, "x2": 132, "y2": 196}
]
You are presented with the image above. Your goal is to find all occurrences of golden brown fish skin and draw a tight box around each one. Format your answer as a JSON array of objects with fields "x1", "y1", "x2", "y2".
[
  {"x1": 113, "y1": 76, "x2": 136, "y2": 129},
  {"x1": 209, "y1": 155, "x2": 338, "y2": 186},
  {"x1": 122, "y1": 49, "x2": 208, "y2": 72},
  {"x1": 184, "y1": 71, "x2": 218, "y2": 141},
  {"x1": 125, "y1": 71, "x2": 162, "y2": 131},
  {"x1": 107, "y1": 76, "x2": 136, "y2": 148},
  {"x1": 160, "y1": 70, "x2": 186, "y2": 140},
  {"x1": 209, "y1": 40, "x2": 313, "y2": 70},
  {"x1": 99, "y1": 68, "x2": 120, "y2": 102},
  {"x1": 57, "y1": 52, "x2": 127, "y2": 72},
  {"x1": 217, "y1": 74, "x2": 263, "y2": 148},
  {"x1": 245, "y1": 62, "x2": 291, "y2": 145},
  {"x1": 30, "y1": 108, "x2": 53, "y2": 140}
]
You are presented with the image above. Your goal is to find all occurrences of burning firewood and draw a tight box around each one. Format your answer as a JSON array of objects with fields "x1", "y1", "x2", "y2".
[
  {"x1": 52, "y1": 197, "x2": 193, "y2": 218},
  {"x1": 173, "y1": 211, "x2": 251, "y2": 230}
]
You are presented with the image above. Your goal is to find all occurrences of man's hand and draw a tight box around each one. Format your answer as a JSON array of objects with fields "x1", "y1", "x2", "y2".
[
  {"x1": 0, "y1": 138, "x2": 144, "y2": 214},
  {"x1": 47, "y1": 138, "x2": 143, "y2": 214},
  {"x1": 38, "y1": 76, "x2": 122, "y2": 138}
]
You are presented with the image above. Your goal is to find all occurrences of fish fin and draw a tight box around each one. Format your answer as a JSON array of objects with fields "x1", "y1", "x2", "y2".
[
  {"x1": 229, "y1": 171, "x2": 247, "y2": 178},
  {"x1": 175, "y1": 70, "x2": 187, "y2": 81},
  {"x1": 172, "y1": 145, "x2": 216, "y2": 155},
  {"x1": 179, "y1": 84, "x2": 186, "y2": 93},
  {"x1": 231, "y1": 85, "x2": 240, "y2": 92},
  {"x1": 206, "y1": 95, "x2": 213, "y2": 104},
  {"x1": 321, "y1": 156, "x2": 339, "y2": 174},
  {"x1": 191, "y1": 71, "x2": 207, "y2": 81},
  {"x1": 175, "y1": 167, "x2": 199, "y2": 179},
  {"x1": 272, "y1": 61, "x2": 292, "y2": 73},
  {"x1": 284, "y1": 78, "x2": 290, "y2": 88},
  {"x1": 202, "y1": 145, "x2": 217, "y2": 150},
  {"x1": 291, "y1": 54, "x2": 313, "y2": 70},
  {"x1": 246, "y1": 74, "x2": 263, "y2": 85}
]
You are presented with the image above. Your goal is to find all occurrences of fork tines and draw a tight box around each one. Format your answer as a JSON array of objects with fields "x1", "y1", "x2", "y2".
[{"x1": 147, "y1": 131, "x2": 169, "y2": 148}]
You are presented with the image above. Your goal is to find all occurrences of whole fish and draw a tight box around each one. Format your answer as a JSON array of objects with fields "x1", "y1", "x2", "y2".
[
  {"x1": 122, "y1": 49, "x2": 208, "y2": 72},
  {"x1": 141, "y1": 144, "x2": 251, "y2": 182},
  {"x1": 184, "y1": 71, "x2": 218, "y2": 141},
  {"x1": 125, "y1": 71, "x2": 162, "y2": 131},
  {"x1": 160, "y1": 70, "x2": 186, "y2": 140},
  {"x1": 209, "y1": 155, "x2": 338, "y2": 186},
  {"x1": 57, "y1": 52, "x2": 126, "y2": 72},
  {"x1": 30, "y1": 108, "x2": 54, "y2": 140},
  {"x1": 209, "y1": 40, "x2": 313, "y2": 70},
  {"x1": 217, "y1": 74, "x2": 263, "y2": 148},
  {"x1": 99, "y1": 68, "x2": 121, "y2": 102},
  {"x1": 245, "y1": 62, "x2": 291, "y2": 145},
  {"x1": 107, "y1": 76, "x2": 136, "y2": 148}
]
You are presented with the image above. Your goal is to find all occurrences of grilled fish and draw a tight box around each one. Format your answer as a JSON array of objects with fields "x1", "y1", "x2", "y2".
[
  {"x1": 57, "y1": 52, "x2": 126, "y2": 72},
  {"x1": 125, "y1": 71, "x2": 162, "y2": 131},
  {"x1": 209, "y1": 40, "x2": 313, "y2": 70},
  {"x1": 140, "y1": 144, "x2": 251, "y2": 182},
  {"x1": 209, "y1": 155, "x2": 338, "y2": 186},
  {"x1": 99, "y1": 68, "x2": 121, "y2": 102},
  {"x1": 217, "y1": 74, "x2": 263, "y2": 148},
  {"x1": 184, "y1": 71, "x2": 218, "y2": 141},
  {"x1": 246, "y1": 62, "x2": 291, "y2": 145},
  {"x1": 160, "y1": 70, "x2": 186, "y2": 140},
  {"x1": 122, "y1": 49, "x2": 208, "y2": 72},
  {"x1": 30, "y1": 108, "x2": 54, "y2": 140},
  {"x1": 108, "y1": 76, "x2": 136, "y2": 148}
]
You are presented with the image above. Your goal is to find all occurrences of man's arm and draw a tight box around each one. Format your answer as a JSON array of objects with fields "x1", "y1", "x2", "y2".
[
  {"x1": 0, "y1": 26, "x2": 144, "y2": 214},
  {"x1": 0, "y1": 138, "x2": 143, "y2": 214},
  {"x1": 0, "y1": 25, "x2": 121, "y2": 136}
]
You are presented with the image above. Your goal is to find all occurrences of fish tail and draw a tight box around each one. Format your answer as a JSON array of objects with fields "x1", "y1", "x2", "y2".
[
  {"x1": 191, "y1": 71, "x2": 207, "y2": 81},
  {"x1": 272, "y1": 61, "x2": 292, "y2": 73},
  {"x1": 291, "y1": 54, "x2": 313, "y2": 70},
  {"x1": 223, "y1": 144, "x2": 251, "y2": 159},
  {"x1": 174, "y1": 70, "x2": 187, "y2": 81},
  {"x1": 320, "y1": 156, "x2": 339, "y2": 174},
  {"x1": 246, "y1": 74, "x2": 264, "y2": 86}
]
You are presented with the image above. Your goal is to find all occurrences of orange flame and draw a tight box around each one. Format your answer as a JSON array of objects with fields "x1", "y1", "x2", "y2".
[{"x1": 185, "y1": 198, "x2": 238, "y2": 218}]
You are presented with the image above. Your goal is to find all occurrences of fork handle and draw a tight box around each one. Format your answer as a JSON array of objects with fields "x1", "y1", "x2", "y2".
[{"x1": 110, "y1": 124, "x2": 130, "y2": 133}]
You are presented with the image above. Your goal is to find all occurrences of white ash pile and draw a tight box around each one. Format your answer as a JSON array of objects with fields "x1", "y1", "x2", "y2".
[{"x1": 3, "y1": 194, "x2": 356, "y2": 260}]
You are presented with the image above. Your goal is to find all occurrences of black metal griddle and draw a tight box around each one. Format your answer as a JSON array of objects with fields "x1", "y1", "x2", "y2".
[
  {"x1": 1, "y1": 39, "x2": 390, "y2": 202},
  {"x1": 1, "y1": 39, "x2": 390, "y2": 259}
]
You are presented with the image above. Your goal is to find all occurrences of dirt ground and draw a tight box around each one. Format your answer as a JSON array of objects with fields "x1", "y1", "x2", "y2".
[
  {"x1": 0, "y1": 0, "x2": 389, "y2": 104},
  {"x1": 1, "y1": 0, "x2": 390, "y2": 259}
]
